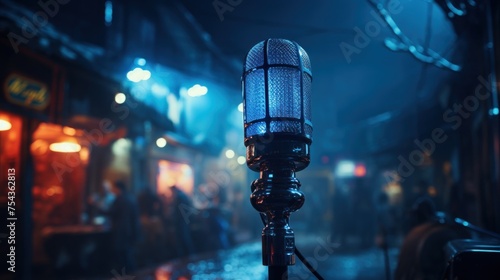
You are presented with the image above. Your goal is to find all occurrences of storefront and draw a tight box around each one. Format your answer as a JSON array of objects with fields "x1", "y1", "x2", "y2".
[
  {"x1": 0, "y1": 37, "x2": 66, "y2": 278},
  {"x1": 0, "y1": 39, "x2": 133, "y2": 277}
]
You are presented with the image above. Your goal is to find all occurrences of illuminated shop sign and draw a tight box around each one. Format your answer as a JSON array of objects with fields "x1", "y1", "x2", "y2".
[{"x1": 4, "y1": 73, "x2": 50, "y2": 110}]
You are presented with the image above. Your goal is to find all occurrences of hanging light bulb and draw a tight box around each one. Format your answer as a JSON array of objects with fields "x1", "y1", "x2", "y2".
[
  {"x1": 0, "y1": 119, "x2": 12, "y2": 131},
  {"x1": 49, "y1": 138, "x2": 81, "y2": 153}
]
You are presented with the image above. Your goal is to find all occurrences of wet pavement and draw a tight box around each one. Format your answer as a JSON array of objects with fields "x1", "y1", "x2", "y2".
[{"x1": 94, "y1": 234, "x2": 400, "y2": 280}]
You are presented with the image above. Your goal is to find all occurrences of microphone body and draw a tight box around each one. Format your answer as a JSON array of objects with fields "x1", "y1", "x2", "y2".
[
  {"x1": 242, "y1": 38, "x2": 313, "y2": 172},
  {"x1": 242, "y1": 38, "x2": 313, "y2": 275}
]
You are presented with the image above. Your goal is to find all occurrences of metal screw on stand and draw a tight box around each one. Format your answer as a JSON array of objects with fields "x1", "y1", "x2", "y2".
[{"x1": 241, "y1": 38, "x2": 313, "y2": 280}]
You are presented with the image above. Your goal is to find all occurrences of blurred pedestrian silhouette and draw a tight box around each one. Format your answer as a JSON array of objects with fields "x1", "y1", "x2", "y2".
[
  {"x1": 168, "y1": 185, "x2": 195, "y2": 257},
  {"x1": 332, "y1": 182, "x2": 349, "y2": 245},
  {"x1": 352, "y1": 177, "x2": 375, "y2": 248},
  {"x1": 87, "y1": 180, "x2": 116, "y2": 226},
  {"x1": 409, "y1": 197, "x2": 437, "y2": 227},
  {"x1": 138, "y1": 186, "x2": 163, "y2": 218},
  {"x1": 403, "y1": 180, "x2": 436, "y2": 234},
  {"x1": 108, "y1": 181, "x2": 141, "y2": 271},
  {"x1": 137, "y1": 187, "x2": 165, "y2": 264},
  {"x1": 376, "y1": 192, "x2": 397, "y2": 280},
  {"x1": 206, "y1": 185, "x2": 232, "y2": 251},
  {"x1": 376, "y1": 192, "x2": 398, "y2": 248}
]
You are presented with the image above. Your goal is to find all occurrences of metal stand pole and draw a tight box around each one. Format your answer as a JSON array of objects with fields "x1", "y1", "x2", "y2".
[
  {"x1": 269, "y1": 266, "x2": 288, "y2": 280},
  {"x1": 250, "y1": 166, "x2": 304, "y2": 280}
]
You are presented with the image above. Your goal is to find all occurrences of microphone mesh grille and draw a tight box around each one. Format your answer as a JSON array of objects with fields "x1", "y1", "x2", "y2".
[
  {"x1": 243, "y1": 38, "x2": 312, "y2": 142},
  {"x1": 267, "y1": 39, "x2": 300, "y2": 66},
  {"x1": 245, "y1": 69, "x2": 266, "y2": 122},
  {"x1": 268, "y1": 67, "x2": 301, "y2": 119},
  {"x1": 298, "y1": 46, "x2": 311, "y2": 70},
  {"x1": 303, "y1": 73, "x2": 312, "y2": 121},
  {"x1": 244, "y1": 39, "x2": 312, "y2": 71},
  {"x1": 245, "y1": 41, "x2": 265, "y2": 71},
  {"x1": 270, "y1": 121, "x2": 301, "y2": 133}
]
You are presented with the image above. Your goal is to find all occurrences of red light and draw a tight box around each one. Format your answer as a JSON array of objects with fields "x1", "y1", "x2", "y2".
[
  {"x1": 354, "y1": 164, "x2": 366, "y2": 177},
  {"x1": 321, "y1": 155, "x2": 330, "y2": 164}
]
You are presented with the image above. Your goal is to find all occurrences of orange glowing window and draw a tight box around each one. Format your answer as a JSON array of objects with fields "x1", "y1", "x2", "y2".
[
  {"x1": 0, "y1": 112, "x2": 22, "y2": 204},
  {"x1": 156, "y1": 160, "x2": 194, "y2": 198}
]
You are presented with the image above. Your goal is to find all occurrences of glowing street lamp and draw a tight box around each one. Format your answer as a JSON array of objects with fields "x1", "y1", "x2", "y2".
[
  {"x1": 156, "y1": 137, "x2": 167, "y2": 148},
  {"x1": 126, "y1": 67, "x2": 151, "y2": 83},
  {"x1": 225, "y1": 149, "x2": 235, "y2": 159},
  {"x1": 187, "y1": 84, "x2": 208, "y2": 97},
  {"x1": 115, "y1": 92, "x2": 126, "y2": 104}
]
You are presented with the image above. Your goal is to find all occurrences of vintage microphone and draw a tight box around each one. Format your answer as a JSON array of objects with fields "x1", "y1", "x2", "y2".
[{"x1": 242, "y1": 38, "x2": 313, "y2": 280}]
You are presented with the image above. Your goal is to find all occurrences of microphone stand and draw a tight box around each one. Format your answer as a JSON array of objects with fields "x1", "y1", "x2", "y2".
[
  {"x1": 258, "y1": 213, "x2": 290, "y2": 279},
  {"x1": 241, "y1": 38, "x2": 313, "y2": 280},
  {"x1": 250, "y1": 162, "x2": 305, "y2": 280}
]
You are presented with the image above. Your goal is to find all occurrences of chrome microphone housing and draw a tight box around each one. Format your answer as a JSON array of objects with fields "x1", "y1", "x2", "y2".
[
  {"x1": 242, "y1": 38, "x2": 313, "y2": 173},
  {"x1": 242, "y1": 38, "x2": 313, "y2": 273}
]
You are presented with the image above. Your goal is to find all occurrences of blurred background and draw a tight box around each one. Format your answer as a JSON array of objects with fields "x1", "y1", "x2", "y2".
[{"x1": 0, "y1": 0, "x2": 499, "y2": 279}]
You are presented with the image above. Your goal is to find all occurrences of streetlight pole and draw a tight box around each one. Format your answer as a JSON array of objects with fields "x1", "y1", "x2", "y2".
[{"x1": 241, "y1": 38, "x2": 313, "y2": 280}]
